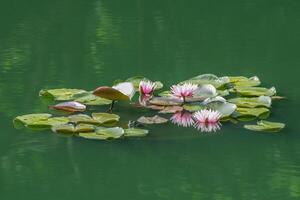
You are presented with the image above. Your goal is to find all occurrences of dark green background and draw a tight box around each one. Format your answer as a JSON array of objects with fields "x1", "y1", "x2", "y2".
[{"x1": 0, "y1": 0, "x2": 299, "y2": 199}]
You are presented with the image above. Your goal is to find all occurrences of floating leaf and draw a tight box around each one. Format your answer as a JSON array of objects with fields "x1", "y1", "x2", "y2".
[
  {"x1": 50, "y1": 101, "x2": 86, "y2": 112},
  {"x1": 158, "y1": 106, "x2": 183, "y2": 114},
  {"x1": 229, "y1": 76, "x2": 261, "y2": 87},
  {"x1": 137, "y1": 115, "x2": 168, "y2": 124},
  {"x1": 233, "y1": 86, "x2": 276, "y2": 97},
  {"x1": 14, "y1": 113, "x2": 52, "y2": 126},
  {"x1": 52, "y1": 124, "x2": 95, "y2": 134},
  {"x1": 73, "y1": 92, "x2": 112, "y2": 105},
  {"x1": 79, "y1": 127, "x2": 124, "y2": 140},
  {"x1": 233, "y1": 107, "x2": 270, "y2": 121},
  {"x1": 183, "y1": 103, "x2": 206, "y2": 112},
  {"x1": 228, "y1": 96, "x2": 272, "y2": 108},
  {"x1": 244, "y1": 120, "x2": 285, "y2": 132},
  {"x1": 149, "y1": 97, "x2": 182, "y2": 106},
  {"x1": 69, "y1": 114, "x2": 100, "y2": 125},
  {"x1": 39, "y1": 89, "x2": 86, "y2": 101},
  {"x1": 124, "y1": 128, "x2": 149, "y2": 137},
  {"x1": 93, "y1": 82, "x2": 135, "y2": 101},
  {"x1": 206, "y1": 101, "x2": 237, "y2": 118},
  {"x1": 14, "y1": 114, "x2": 70, "y2": 129},
  {"x1": 92, "y1": 113, "x2": 120, "y2": 125},
  {"x1": 124, "y1": 76, "x2": 164, "y2": 91},
  {"x1": 181, "y1": 74, "x2": 230, "y2": 89}
]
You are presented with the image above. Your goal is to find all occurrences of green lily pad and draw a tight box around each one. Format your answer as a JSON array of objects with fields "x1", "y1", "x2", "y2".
[
  {"x1": 124, "y1": 76, "x2": 164, "y2": 91},
  {"x1": 228, "y1": 96, "x2": 272, "y2": 108},
  {"x1": 52, "y1": 123, "x2": 95, "y2": 134},
  {"x1": 183, "y1": 103, "x2": 206, "y2": 112},
  {"x1": 137, "y1": 115, "x2": 168, "y2": 124},
  {"x1": 73, "y1": 92, "x2": 112, "y2": 105},
  {"x1": 14, "y1": 113, "x2": 52, "y2": 125},
  {"x1": 233, "y1": 86, "x2": 276, "y2": 97},
  {"x1": 149, "y1": 97, "x2": 182, "y2": 106},
  {"x1": 124, "y1": 128, "x2": 149, "y2": 137},
  {"x1": 39, "y1": 89, "x2": 86, "y2": 101},
  {"x1": 79, "y1": 127, "x2": 124, "y2": 140},
  {"x1": 180, "y1": 74, "x2": 230, "y2": 89},
  {"x1": 244, "y1": 120, "x2": 285, "y2": 132},
  {"x1": 229, "y1": 76, "x2": 261, "y2": 87},
  {"x1": 68, "y1": 114, "x2": 100, "y2": 125},
  {"x1": 14, "y1": 114, "x2": 69, "y2": 129},
  {"x1": 92, "y1": 113, "x2": 120, "y2": 125},
  {"x1": 233, "y1": 107, "x2": 270, "y2": 121}
]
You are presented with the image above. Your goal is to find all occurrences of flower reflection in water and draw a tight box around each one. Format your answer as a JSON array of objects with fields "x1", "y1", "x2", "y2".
[
  {"x1": 171, "y1": 111, "x2": 194, "y2": 127},
  {"x1": 194, "y1": 122, "x2": 222, "y2": 133},
  {"x1": 139, "y1": 95, "x2": 152, "y2": 107}
]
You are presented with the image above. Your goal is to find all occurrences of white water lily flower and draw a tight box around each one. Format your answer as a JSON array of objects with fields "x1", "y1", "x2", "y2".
[
  {"x1": 139, "y1": 80, "x2": 156, "y2": 96},
  {"x1": 170, "y1": 83, "x2": 198, "y2": 101}
]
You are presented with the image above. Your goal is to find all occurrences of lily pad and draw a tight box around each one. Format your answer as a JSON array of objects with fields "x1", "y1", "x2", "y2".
[
  {"x1": 124, "y1": 128, "x2": 149, "y2": 137},
  {"x1": 158, "y1": 106, "x2": 183, "y2": 114},
  {"x1": 206, "y1": 101, "x2": 237, "y2": 118},
  {"x1": 73, "y1": 92, "x2": 112, "y2": 105},
  {"x1": 233, "y1": 86, "x2": 276, "y2": 97},
  {"x1": 181, "y1": 74, "x2": 230, "y2": 89},
  {"x1": 183, "y1": 103, "x2": 206, "y2": 112},
  {"x1": 52, "y1": 123, "x2": 95, "y2": 134},
  {"x1": 14, "y1": 113, "x2": 52, "y2": 125},
  {"x1": 50, "y1": 101, "x2": 86, "y2": 112},
  {"x1": 92, "y1": 113, "x2": 120, "y2": 125},
  {"x1": 233, "y1": 107, "x2": 270, "y2": 121},
  {"x1": 39, "y1": 89, "x2": 86, "y2": 101},
  {"x1": 69, "y1": 114, "x2": 100, "y2": 125},
  {"x1": 79, "y1": 127, "x2": 124, "y2": 140},
  {"x1": 229, "y1": 76, "x2": 261, "y2": 87},
  {"x1": 149, "y1": 97, "x2": 182, "y2": 106},
  {"x1": 93, "y1": 82, "x2": 135, "y2": 101},
  {"x1": 244, "y1": 120, "x2": 285, "y2": 132},
  {"x1": 124, "y1": 76, "x2": 164, "y2": 91},
  {"x1": 14, "y1": 114, "x2": 69, "y2": 129},
  {"x1": 228, "y1": 96, "x2": 272, "y2": 108},
  {"x1": 137, "y1": 115, "x2": 168, "y2": 124}
]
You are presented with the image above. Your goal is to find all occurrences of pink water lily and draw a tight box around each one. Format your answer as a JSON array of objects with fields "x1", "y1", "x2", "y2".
[
  {"x1": 170, "y1": 111, "x2": 194, "y2": 127},
  {"x1": 193, "y1": 109, "x2": 222, "y2": 123},
  {"x1": 170, "y1": 83, "x2": 198, "y2": 102},
  {"x1": 195, "y1": 122, "x2": 221, "y2": 133},
  {"x1": 139, "y1": 80, "x2": 156, "y2": 96}
]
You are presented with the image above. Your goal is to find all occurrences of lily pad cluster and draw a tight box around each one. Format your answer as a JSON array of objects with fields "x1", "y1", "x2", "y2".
[{"x1": 14, "y1": 74, "x2": 286, "y2": 141}]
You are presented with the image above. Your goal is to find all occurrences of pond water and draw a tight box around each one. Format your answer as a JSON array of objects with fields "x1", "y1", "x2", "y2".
[{"x1": 1, "y1": 0, "x2": 300, "y2": 199}]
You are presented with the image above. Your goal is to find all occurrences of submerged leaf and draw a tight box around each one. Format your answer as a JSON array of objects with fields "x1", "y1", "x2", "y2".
[
  {"x1": 233, "y1": 86, "x2": 276, "y2": 97},
  {"x1": 124, "y1": 128, "x2": 149, "y2": 137},
  {"x1": 137, "y1": 115, "x2": 168, "y2": 124},
  {"x1": 39, "y1": 89, "x2": 86, "y2": 101},
  {"x1": 228, "y1": 96, "x2": 272, "y2": 108},
  {"x1": 244, "y1": 120, "x2": 285, "y2": 132}
]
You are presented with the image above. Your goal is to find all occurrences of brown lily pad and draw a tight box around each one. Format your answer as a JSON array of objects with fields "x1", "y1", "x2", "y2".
[{"x1": 137, "y1": 115, "x2": 168, "y2": 124}]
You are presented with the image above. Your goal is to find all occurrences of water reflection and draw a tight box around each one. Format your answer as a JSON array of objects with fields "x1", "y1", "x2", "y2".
[
  {"x1": 194, "y1": 122, "x2": 221, "y2": 133},
  {"x1": 170, "y1": 111, "x2": 194, "y2": 127}
]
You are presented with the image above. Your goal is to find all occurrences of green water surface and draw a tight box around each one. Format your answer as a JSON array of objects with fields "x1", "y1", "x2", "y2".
[{"x1": 0, "y1": 0, "x2": 300, "y2": 199}]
